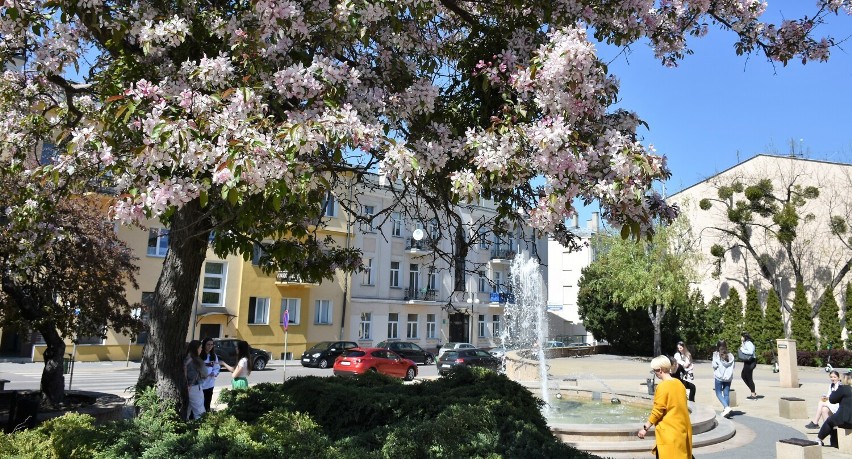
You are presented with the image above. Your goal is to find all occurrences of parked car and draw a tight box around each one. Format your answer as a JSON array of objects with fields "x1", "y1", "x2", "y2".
[
  {"x1": 437, "y1": 348, "x2": 502, "y2": 376},
  {"x1": 437, "y1": 342, "x2": 476, "y2": 358},
  {"x1": 301, "y1": 341, "x2": 358, "y2": 368},
  {"x1": 568, "y1": 342, "x2": 590, "y2": 347},
  {"x1": 488, "y1": 346, "x2": 510, "y2": 358},
  {"x1": 545, "y1": 341, "x2": 565, "y2": 348},
  {"x1": 375, "y1": 341, "x2": 435, "y2": 364},
  {"x1": 213, "y1": 338, "x2": 271, "y2": 371},
  {"x1": 332, "y1": 347, "x2": 418, "y2": 381}
]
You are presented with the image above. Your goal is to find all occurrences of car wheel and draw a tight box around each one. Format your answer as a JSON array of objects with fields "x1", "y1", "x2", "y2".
[
  {"x1": 424, "y1": 355, "x2": 434, "y2": 365},
  {"x1": 318, "y1": 358, "x2": 330, "y2": 369},
  {"x1": 253, "y1": 358, "x2": 267, "y2": 371},
  {"x1": 404, "y1": 367, "x2": 416, "y2": 381}
]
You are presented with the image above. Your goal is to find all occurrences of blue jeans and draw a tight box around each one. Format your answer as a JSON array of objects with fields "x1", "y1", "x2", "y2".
[{"x1": 715, "y1": 379, "x2": 731, "y2": 408}]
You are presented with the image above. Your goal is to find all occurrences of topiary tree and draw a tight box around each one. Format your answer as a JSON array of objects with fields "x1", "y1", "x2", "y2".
[
  {"x1": 677, "y1": 291, "x2": 724, "y2": 358},
  {"x1": 760, "y1": 288, "x2": 786, "y2": 358},
  {"x1": 743, "y1": 286, "x2": 763, "y2": 353},
  {"x1": 721, "y1": 288, "x2": 744, "y2": 349},
  {"x1": 791, "y1": 282, "x2": 817, "y2": 351},
  {"x1": 819, "y1": 286, "x2": 843, "y2": 351}
]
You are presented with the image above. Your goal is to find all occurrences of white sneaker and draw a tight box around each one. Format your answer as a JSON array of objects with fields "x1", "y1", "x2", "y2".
[{"x1": 721, "y1": 407, "x2": 731, "y2": 417}]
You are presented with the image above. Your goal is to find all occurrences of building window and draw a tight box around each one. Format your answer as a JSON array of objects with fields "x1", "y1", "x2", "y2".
[
  {"x1": 428, "y1": 268, "x2": 438, "y2": 291},
  {"x1": 478, "y1": 228, "x2": 489, "y2": 249},
  {"x1": 315, "y1": 299, "x2": 332, "y2": 324},
  {"x1": 492, "y1": 271, "x2": 503, "y2": 293},
  {"x1": 147, "y1": 228, "x2": 169, "y2": 257},
  {"x1": 429, "y1": 218, "x2": 440, "y2": 240},
  {"x1": 323, "y1": 192, "x2": 336, "y2": 217},
  {"x1": 478, "y1": 314, "x2": 487, "y2": 338},
  {"x1": 390, "y1": 261, "x2": 400, "y2": 288},
  {"x1": 391, "y1": 212, "x2": 402, "y2": 237},
  {"x1": 251, "y1": 243, "x2": 267, "y2": 266},
  {"x1": 492, "y1": 315, "x2": 501, "y2": 338},
  {"x1": 406, "y1": 314, "x2": 418, "y2": 339},
  {"x1": 426, "y1": 314, "x2": 437, "y2": 339},
  {"x1": 359, "y1": 312, "x2": 372, "y2": 340},
  {"x1": 201, "y1": 262, "x2": 226, "y2": 306},
  {"x1": 478, "y1": 271, "x2": 488, "y2": 293},
  {"x1": 363, "y1": 258, "x2": 374, "y2": 285},
  {"x1": 281, "y1": 298, "x2": 300, "y2": 325},
  {"x1": 362, "y1": 205, "x2": 375, "y2": 232},
  {"x1": 409, "y1": 263, "x2": 420, "y2": 291},
  {"x1": 248, "y1": 297, "x2": 270, "y2": 325},
  {"x1": 388, "y1": 313, "x2": 399, "y2": 339}
]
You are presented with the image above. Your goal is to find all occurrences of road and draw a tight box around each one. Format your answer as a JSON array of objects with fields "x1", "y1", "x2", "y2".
[{"x1": 0, "y1": 360, "x2": 440, "y2": 398}]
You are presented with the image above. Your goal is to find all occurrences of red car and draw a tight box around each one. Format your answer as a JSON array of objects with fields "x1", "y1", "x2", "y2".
[{"x1": 332, "y1": 347, "x2": 418, "y2": 381}]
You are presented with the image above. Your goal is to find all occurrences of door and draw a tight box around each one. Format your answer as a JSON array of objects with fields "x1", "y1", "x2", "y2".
[
  {"x1": 449, "y1": 313, "x2": 469, "y2": 343},
  {"x1": 199, "y1": 324, "x2": 221, "y2": 340}
]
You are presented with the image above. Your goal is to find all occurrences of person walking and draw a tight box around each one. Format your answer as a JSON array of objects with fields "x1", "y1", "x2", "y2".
[
  {"x1": 739, "y1": 332, "x2": 758, "y2": 399},
  {"x1": 637, "y1": 355, "x2": 693, "y2": 459},
  {"x1": 220, "y1": 340, "x2": 251, "y2": 390},
  {"x1": 806, "y1": 370, "x2": 841, "y2": 429},
  {"x1": 713, "y1": 340, "x2": 736, "y2": 417},
  {"x1": 200, "y1": 337, "x2": 220, "y2": 412},
  {"x1": 184, "y1": 339, "x2": 206, "y2": 420},
  {"x1": 817, "y1": 371, "x2": 852, "y2": 447},
  {"x1": 674, "y1": 341, "x2": 694, "y2": 381}
]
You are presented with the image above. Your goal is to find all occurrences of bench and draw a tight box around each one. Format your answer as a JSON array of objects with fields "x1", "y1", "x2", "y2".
[
  {"x1": 779, "y1": 397, "x2": 808, "y2": 420},
  {"x1": 837, "y1": 427, "x2": 852, "y2": 453},
  {"x1": 776, "y1": 437, "x2": 821, "y2": 459},
  {"x1": 0, "y1": 379, "x2": 8, "y2": 390}
]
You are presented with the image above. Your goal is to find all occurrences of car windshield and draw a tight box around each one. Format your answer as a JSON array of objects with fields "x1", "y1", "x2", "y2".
[
  {"x1": 441, "y1": 351, "x2": 459, "y2": 360},
  {"x1": 376, "y1": 341, "x2": 388, "y2": 348},
  {"x1": 309, "y1": 342, "x2": 333, "y2": 351}
]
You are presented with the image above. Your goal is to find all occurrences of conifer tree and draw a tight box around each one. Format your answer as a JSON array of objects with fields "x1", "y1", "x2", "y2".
[
  {"x1": 743, "y1": 286, "x2": 763, "y2": 355},
  {"x1": 761, "y1": 288, "x2": 786, "y2": 354},
  {"x1": 790, "y1": 282, "x2": 817, "y2": 351},
  {"x1": 722, "y1": 288, "x2": 744, "y2": 348},
  {"x1": 818, "y1": 286, "x2": 842, "y2": 350}
]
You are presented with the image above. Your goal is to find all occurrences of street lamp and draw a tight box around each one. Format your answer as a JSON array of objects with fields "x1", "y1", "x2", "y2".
[{"x1": 466, "y1": 292, "x2": 480, "y2": 345}]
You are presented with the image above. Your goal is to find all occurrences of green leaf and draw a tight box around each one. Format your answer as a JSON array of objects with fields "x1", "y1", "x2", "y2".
[
  {"x1": 620, "y1": 225, "x2": 630, "y2": 240},
  {"x1": 199, "y1": 189, "x2": 208, "y2": 208},
  {"x1": 227, "y1": 188, "x2": 238, "y2": 206}
]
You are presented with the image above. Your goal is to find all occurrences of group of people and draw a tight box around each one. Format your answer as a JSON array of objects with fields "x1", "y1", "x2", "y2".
[
  {"x1": 184, "y1": 337, "x2": 252, "y2": 420},
  {"x1": 635, "y1": 333, "x2": 761, "y2": 458},
  {"x1": 806, "y1": 369, "x2": 852, "y2": 447}
]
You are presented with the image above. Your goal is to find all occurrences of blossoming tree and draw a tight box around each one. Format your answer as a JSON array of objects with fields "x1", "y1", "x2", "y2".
[{"x1": 1, "y1": 0, "x2": 849, "y2": 408}]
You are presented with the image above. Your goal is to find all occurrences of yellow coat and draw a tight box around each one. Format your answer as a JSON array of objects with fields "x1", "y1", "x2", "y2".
[{"x1": 647, "y1": 378, "x2": 693, "y2": 458}]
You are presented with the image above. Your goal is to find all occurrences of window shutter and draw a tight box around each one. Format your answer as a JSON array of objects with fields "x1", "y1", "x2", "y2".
[{"x1": 248, "y1": 297, "x2": 257, "y2": 324}]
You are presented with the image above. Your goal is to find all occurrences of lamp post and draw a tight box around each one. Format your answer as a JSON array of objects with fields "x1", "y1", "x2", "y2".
[{"x1": 467, "y1": 292, "x2": 480, "y2": 345}]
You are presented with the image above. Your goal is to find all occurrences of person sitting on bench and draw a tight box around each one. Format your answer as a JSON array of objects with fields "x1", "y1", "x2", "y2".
[{"x1": 817, "y1": 371, "x2": 852, "y2": 447}]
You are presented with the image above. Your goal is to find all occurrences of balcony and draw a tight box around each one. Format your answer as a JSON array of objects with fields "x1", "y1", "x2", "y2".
[
  {"x1": 404, "y1": 287, "x2": 438, "y2": 302},
  {"x1": 490, "y1": 248, "x2": 515, "y2": 263},
  {"x1": 275, "y1": 271, "x2": 318, "y2": 287},
  {"x1": 489, "y1": 291, "x2": 515, "y2": 304},
  {"x1": 405, "y1": 237, "x2": 435, "y2": 256}
]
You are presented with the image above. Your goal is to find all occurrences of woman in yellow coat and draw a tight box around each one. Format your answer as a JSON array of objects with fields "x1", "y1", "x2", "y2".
[{"x1": 637, "y1": 355, "x2": 693, "y2": 458}]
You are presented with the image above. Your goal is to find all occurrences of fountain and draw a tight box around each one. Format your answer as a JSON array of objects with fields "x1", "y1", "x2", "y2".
[{"x1": 500, "y1": 254, "x2": 735, "y2": 454}]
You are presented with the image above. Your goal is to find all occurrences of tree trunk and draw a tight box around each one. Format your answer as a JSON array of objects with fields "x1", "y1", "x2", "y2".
[
  {"x1": 649, "y1": 304, "x2": 665, "y2": 357},
  {"x1": 137, "y1": 199, "x2": 211, "y2": 411},
  {"x1": 38, "y1": 323, "x2": 66, "y2": 405}
]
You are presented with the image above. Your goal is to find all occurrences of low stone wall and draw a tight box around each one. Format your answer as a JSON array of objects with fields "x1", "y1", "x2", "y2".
[{"x1": 504, "y1": 345, "x2": 606, "y2": 381}]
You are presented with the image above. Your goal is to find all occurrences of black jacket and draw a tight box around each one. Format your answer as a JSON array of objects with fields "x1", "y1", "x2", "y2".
[{"x1": 829, "y1": 384, "x2": 852, "y2": 427}]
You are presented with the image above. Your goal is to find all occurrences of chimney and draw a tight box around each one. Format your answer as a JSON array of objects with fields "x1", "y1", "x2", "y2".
[{"x1": 588, "y1": 212, "x2": 600, "y2": 232}]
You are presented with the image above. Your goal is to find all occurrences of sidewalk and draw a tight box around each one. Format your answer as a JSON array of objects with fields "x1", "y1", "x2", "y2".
[{"x1": 545, "y1": 354, "x2": 852, "y2": 458}]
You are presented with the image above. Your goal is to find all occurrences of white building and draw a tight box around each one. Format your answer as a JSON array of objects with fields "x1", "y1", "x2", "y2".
[{"x1": 545, "y1": 213, "x2": 600, "y2": 345}]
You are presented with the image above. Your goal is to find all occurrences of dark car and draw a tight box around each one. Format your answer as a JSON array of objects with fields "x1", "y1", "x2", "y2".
[
  {"x1": 375, "y1": 341, "x2": 435, "y2": 365},
  {"x1": 213, "y1": 338, "x2": 271, "y2": 371},
  {"x1": 332, "y1": 347, "x2": 418, "y2": 381},
  {"x1": 301, "y1": 341, "x2": 358, "y2": 369},
  {"x1": 437, "y1": 348, "x2": 502, "y2": 376}
]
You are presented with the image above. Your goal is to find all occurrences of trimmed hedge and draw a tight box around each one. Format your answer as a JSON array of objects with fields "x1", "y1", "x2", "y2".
[{"x1": 1, "y1": 368, "x2": 600, "y2": 459}]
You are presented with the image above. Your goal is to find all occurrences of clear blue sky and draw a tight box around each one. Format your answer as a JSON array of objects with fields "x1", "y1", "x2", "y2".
[{"x1": 577, "y1": 1, "x2": 852, "y2": 226}]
